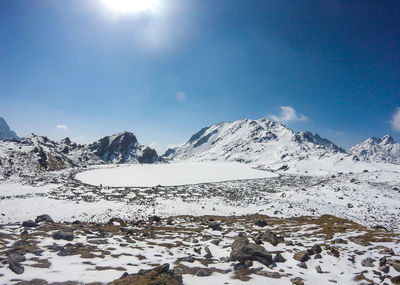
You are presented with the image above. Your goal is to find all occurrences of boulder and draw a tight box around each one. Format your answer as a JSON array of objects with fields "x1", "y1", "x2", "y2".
[
  {"x1": 35, "y1": 214, "x2": 54, "y2": 224},
  {"x1": 293, "y1": 251, "x2": 310, "y2": 262},
  {"x1": 52, "y1": 231, "x2": 74, "y2": 241},
  {"x1": 230, "y1": 235, "x2": 273, "y2": 266}
]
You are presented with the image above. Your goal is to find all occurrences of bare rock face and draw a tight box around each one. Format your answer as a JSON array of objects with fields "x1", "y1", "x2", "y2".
[
  {"x1": 0, "y1": 117, "x2": 19, "y2": 141},
  {"x1": 230, "y1": 234, "x2": 273, "y2": 266}
]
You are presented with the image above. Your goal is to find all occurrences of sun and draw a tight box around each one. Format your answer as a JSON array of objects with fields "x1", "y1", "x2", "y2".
[{"x1": 101, "y1": 0, "x2": 160, "y2": 14}]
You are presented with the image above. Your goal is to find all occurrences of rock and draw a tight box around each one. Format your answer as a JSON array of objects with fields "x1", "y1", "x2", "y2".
[
  {"x1": 204, "y1": 247, "x2": 212, "y2": 259},
  {"x1": 210, "y1": 239, "x2": 222, "y2": 246},
  {"x1": 347, "y1": 203, "x2": 354, "y2": 208},
  {"x1": 379, "y1": 265, "x2": 390, "y2": 273},
  {"x1": 330, "y1": 247, "x2": 340, "y2": 258},
  {"x1": 350, "y1": 238, "x2": 372, "y2": 247},
  {"x1": 52, "y1": 231, "x2": 74, "y2": 241},
  {"x1": 391, "y1": 260, "x2": 400, "y2": 272},
  {"x1": 195, "y1": 269, "x2": 211, "y2": 277},
  {"x1": 192, "y1": 239, "x2": 199, "y2": 244},
  {"x1": 107, "y1": 217, "x2": 125, "y2": 226},
  {"x1": 297, "y1": 262, "x2": 308, "y2": 269},
  {"x1": 8, "y1": 261, "x2": 24, "y2": 274},
  {"x1": 209, "y1": 223, "x2": 223, "y2": 231},
  {"x1": 35, "y1": 214, "x2": 54, "y2": 223},
  {"x1": 258, "y1": 271, "x2": 282, "y2": 278},
  {"x1": 361, "y1": 257, "x2": 375, "y2": 267},
  {"x1": 315, "y1": 265, "x2": 322, "y2": 273},
  {"x1": 255, "y1": 220, "x2": 268, "y2": 227},
  {"x1": 311, "y1": 244, "x2": 322, "y2": 254},
  {"x1": 260, "y1": 230, "x2": 283, "y2": 246},
  {"x1": 291, "y1": 277, "x2": 304, "y2": 285},
  {"x1": 273, "y1": 253, "x2": 286, "y2": 263},
  {"x1": 149, "y1": 216, "x2": 161, "y2": 223},
  {"x1": 22, "y1": 220, "x2": 38, "y2": 228},
  {"x1": 333, "y1": 238, "x2": 348, "y2": 244},
  {"x1": 379, "y1": 256, "x2": 387, "y2": 266},
  {"x1": 7, "y1": 254, "x2": 25, "y2": 264},
  {"x1": 109, "y1": 263, "x2": 182, "y2": 285},
  {"x1": 181, "y1": 256, "x2": 195, "y2": 263},
  {"x1": 230, "y1": 235, "x2": 273, "y2": 266},
  {"x1": 293, "y1": 251, "x2": 310, "y2": 262},
  {"x1": 193, "y1": 247, "x2": 201, "y2": 254},
  {"x1": 314, "y1": 253, "x2": 322, "y2": 259},
  {"x1": 391, "y1": 275, "x2": 400, "y2": 284}
]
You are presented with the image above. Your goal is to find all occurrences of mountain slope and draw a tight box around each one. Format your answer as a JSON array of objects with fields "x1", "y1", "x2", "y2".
[
  {"x1": 0, "y1": 132, "x2": 161, "y2": 178},
  {"x1": 349, "y1": 134, "x2": 400, "y2": 164},
  {"x1": 163, "y1": 118, "x2": 345, "y2": 164},
  {"x1": 0, "y1": 117, "x2": 19, "y2": 141}
]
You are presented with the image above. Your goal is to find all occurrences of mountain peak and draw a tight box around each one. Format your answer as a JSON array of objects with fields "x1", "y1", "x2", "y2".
[
  {"x1": 381, "y1": 134, "x2": 395, "y2": 145},
  {"x1": 0, "y1": 117, "x2": 19, "y2": 141},
  {"x1": 164, "y1": 118, "x2": 345, "y2": 163}
]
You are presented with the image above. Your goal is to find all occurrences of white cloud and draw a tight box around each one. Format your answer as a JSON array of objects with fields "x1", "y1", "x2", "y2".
[
  {"x1": 56, "y1": 124, "x2": 68, "y2": 131},
  {"x1": 390, "y1": 107, "x2": 400, "y2": 132},
  {"x1": 269, "y1": 106, "x2": 308, "y2": 123},
  {"x1": 176, "y1": 91, "x2": 186, "y2": 103}
]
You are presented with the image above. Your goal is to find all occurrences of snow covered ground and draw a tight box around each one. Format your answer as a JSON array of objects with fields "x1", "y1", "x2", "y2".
[{"x1": 75, "y1": 162, "x2": 278, "y2": 187}]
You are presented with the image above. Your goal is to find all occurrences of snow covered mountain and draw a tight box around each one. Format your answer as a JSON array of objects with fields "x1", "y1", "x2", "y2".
[
  {"x1": 0, "y1": 132, "x2": 161, "y2": 178},
  {"x1": 163, "y1": 118, "x2": 345, "y2": 164},
  {"x1": 0, "y1": 117, "x2": 19, "y2": 141},
  {"x1": 349, "y1": 134, "x2": 400, "y2": 164}
]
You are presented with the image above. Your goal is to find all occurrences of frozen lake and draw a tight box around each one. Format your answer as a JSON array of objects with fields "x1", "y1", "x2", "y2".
[{"x1": 75, "y1": 162, "x2": 278, "y2": 187}]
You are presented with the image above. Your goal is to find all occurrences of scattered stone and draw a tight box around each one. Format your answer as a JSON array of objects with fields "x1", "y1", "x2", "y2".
[
  {"x1": 315, "y1": 265, "x2": 322, "y2": 273},
  {"x1": 273, "y1": 253, "x2": 286, "y2": 263},
  {"x1": 311, "y1": 244, "x2": 322, "y2": 254},
  {"x1": 52, "y1": 231, "x2": 74, "y2": 241},
  {"x1": 148, "y1": 216, "x2": 161, "y2": 223},
  {"x1": 291, "y1": 277, "x2": 304, "y2": 285},
  {"x1": 391, "y1": 275, "x2": 400, "y2": 284},
  {"x1": 181, "y1": 256, "x2": 195, "y2": 263},
  {"x1": 8, "y1": 261, "x2": 24, "y2": 275},
  {"x1": 255, "y1": 220, "x2": 268, "y2": 227},
  {"x1": 192, "y1": 239, "x2": 199, "y2": 244},
  {"x1": 314, "y1": 253, "x2": 322, "y2": 259},
  {"x1": 35, "y1": 214, "x2": 54, "y2": 223},
  {"x1": 333, "y1": 238, "x2": 348, "y2": 244},
  {"x1": 293, "y1": 251, "x2": 310, "y2": 262},
  {"x1": 297, "y1": 262, "x2": 308, "y2": 269},
  {"x1": 379, "y1": 265, "x2": 390, "y2": 273},
  {"x1": 330, "y1": 247, "x2": 340, "y2": 258},
  {"x1": 22, "y1": 220, "x2": 37, "y2": 228},
  {"x1": 259, "y1": 230, "x2": 283, "y2": 246},
  {"x1": 195, "y1": 269, "x2": 211, "y2": 277},
  {"x1": 210, "y1": 239, "x2": 222, "y2": 246},
  {"x1": 361, "y1": 257, "x2": 375, "y2": 267},
  {"x1": 350, "y1": 237, "x2": 372, "y2": 247},
  {"x1": 209, "y1": 223, "x2": 223, "y2": 231},
  {"x1": 204, "y1": 247, "x2": 212, "y2": 259},
  {"x1": 230, "y1": 235, "x2": 273, "y2": 266},
  {"x1": 391, "y1": 260, "x2": 400, "y2": 272}
]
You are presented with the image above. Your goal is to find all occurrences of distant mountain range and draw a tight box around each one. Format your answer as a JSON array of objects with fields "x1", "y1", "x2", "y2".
[
  {"x1": 348, "y1": 134, "x2": 400, "y2": 164},
  {"x1": 1, "y1": 116, "x2": 399, "y2": 179},
  {"x1": 0, "y1": 117, "x2": 19, "y2": 141}
]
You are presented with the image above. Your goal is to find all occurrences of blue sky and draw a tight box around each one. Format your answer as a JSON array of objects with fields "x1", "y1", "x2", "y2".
[{"x1": 1, "y1": 0, "x2": 399, "y2": 152}]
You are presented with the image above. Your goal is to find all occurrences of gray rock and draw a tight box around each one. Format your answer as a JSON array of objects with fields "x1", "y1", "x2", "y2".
[
  {"x1": 204, "y1": 247, "x2": 212, "y2": 259},
  {"x1": 361, "y1": 257, "x2": 375, "y2": 267},
  {"x1": 35, "y1": 214, "x2": 54, "y2": 223},
  {"x1": 210, "y1": 239, "x2": 222, "y2": 246},
  {"x1": 230, "y1": 236, "x2": 273, "y2": 266},
  {"x1": 311, "y1": 244, "x2": 322, "y2": 254},
  {"x1": 195, "y1": 269, "x2": 211, "y2": 277},
  {"x1": 297, "y1": 262, "x2": 308, "y2": 269},
  {"x1": 260, "y1": 231, "x2": 283, "y2": 246},
  {"x1": 273, "y1": 253, "x2": 286, "y2": 263},
  {"x1": 291, "y1": 277, "x2": 304, "y2": 285},
  {"x1": 22, "y1": 220, "x2": 37, "y2": 228},
  {"x1": 52, "y1": 231, "x2": 74, "y2": 241},
  {"x1": 293, "y1": 251, "x2": 310, "y2": 262},
  {"x1": 315, "y1": 265, "x2": 322, "y2": 273}
]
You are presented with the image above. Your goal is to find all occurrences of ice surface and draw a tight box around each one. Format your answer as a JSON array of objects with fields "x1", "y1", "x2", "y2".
[{"x1": 75, "y1": 162, "x2": 278, "y2": 187}]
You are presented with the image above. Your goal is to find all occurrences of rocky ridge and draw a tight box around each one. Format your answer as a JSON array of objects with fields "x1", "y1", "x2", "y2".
[
  {"x1": 163, "y1": 118, "x2": 346, "y2": 164},
  {"x1": 0, "y1": 132, "x2": 161, "y2": 178}
]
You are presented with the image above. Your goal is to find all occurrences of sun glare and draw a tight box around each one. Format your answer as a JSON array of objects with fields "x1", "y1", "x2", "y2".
[{"x1": 101, "y1": 0, "x2": 159, "y2": 14}]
